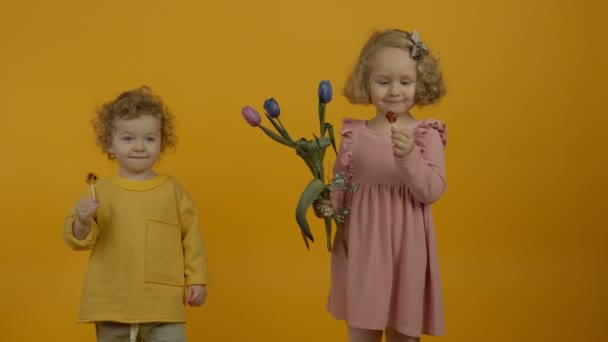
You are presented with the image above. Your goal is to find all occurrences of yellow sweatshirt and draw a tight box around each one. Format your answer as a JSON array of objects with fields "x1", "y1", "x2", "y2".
[{"x1": 63, "y1": 174, "x2": 209, "y2": 323}]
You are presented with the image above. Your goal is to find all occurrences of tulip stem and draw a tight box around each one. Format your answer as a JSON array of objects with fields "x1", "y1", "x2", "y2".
[
  {"x1": 319, "y1": 102, "x2": 326, "y2": 137},
  {"x1": 276, "y1": 117, "x2": 294, "y2": 143},
  {"x1": 324, "y1": 217, "x2": 332, "y2": 252}
]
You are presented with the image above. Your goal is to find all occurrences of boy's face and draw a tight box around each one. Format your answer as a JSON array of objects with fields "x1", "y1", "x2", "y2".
[
  {"x1": 108, "y1": 115, "x2": 162, "y2": 180},
  {"x1": 368, "y1": 46, "x2": 418, "y2": 117}
]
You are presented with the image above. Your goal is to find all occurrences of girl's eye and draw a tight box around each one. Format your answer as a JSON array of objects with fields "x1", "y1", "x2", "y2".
[
  {"x1": 122, "y1": 136, "x2": 134, "y2": 142},
  {"x1": 145, "y1": 137, "x2": 156, "y2": 142}
]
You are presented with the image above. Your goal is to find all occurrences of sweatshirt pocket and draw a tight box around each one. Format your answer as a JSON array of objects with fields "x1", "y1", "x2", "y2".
[{"x1": 145, "y1": 220, "x2": 184, "y2": 286}]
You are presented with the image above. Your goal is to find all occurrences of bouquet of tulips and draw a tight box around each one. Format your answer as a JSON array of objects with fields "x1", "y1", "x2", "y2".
[{"x1": 241, "y1": 80, "x2": 348, "y2": 252}]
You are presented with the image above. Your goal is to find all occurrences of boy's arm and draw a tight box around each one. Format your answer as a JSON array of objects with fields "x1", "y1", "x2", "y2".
[
  {"x1": 180, "y1": 204, "x2": 210, "y2": 286},
  {"x1": 394, "y1": 124, "x2": 447, "y2": 204},
  {"x1": 63, "y1": 211, "x2": 99, "y2": 250}
]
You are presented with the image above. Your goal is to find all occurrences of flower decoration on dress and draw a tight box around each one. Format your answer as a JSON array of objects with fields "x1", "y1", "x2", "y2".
[
  {"x1": 409, "y1": 30, "x2": 429, "y2": 60},
  {"x1": 241, "y1": 80, "x2": 350, "y2": 252}
]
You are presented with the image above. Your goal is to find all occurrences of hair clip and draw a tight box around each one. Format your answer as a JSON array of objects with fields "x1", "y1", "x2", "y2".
[{"x1": 409, "y1": 30, "x2": 428, "y2": 60}]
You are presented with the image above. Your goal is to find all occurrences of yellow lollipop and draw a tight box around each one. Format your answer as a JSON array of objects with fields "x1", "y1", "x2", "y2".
[{"x1": 86, "y1": 172, "x2": 98, "y2": 199}]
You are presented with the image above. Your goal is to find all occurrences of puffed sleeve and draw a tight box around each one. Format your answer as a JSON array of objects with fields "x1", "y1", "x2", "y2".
[{"x1": 394, "y1": 119, "x2": 447, "y2": 204}]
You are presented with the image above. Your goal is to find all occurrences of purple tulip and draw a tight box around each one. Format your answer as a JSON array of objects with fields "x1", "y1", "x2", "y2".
[
  {"x1": 242, "y1": 106, "x2": 261, "y2": 127},
  {"x1": 263, "y1": 98, "x2": 281, "y2": 118},
  {"x1": 318, "y1": 80, "x2": 332, "y2": 104}
]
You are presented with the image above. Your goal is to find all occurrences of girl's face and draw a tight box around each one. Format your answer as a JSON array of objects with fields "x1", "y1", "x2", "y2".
[
  {"x1": 108, "y1": 115, "x2": 162, "y2": 180},
  {"x1": 368, "y1": 47, "x2": 417, "y2": 117}
]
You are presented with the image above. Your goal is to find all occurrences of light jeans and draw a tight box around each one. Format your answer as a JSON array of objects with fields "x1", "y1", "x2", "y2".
[{"x1": 95, "y1": 322, "x2": 186, "y2": 342}]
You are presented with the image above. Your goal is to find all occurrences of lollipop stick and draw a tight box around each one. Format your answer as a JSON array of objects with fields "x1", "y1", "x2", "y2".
[
  {"x1": 386, "y1": 111, "x2": 398, "y2": 131},
  {"x1": 86, "y1": 172, "x2": 98, "y2": 199}
]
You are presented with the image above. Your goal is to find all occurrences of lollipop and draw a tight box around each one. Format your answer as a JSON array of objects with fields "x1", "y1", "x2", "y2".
[
  {"x1": 86, "y1": 172, "x2": 98, "y2": 199},
  {"x1": 385, "y1": 111, "x2": 397, "y2": 129}
]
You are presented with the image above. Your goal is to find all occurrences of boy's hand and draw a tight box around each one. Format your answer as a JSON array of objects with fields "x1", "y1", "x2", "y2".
[
  {"x1": 186, "y1": 284, "x2": 207, "y2": 307},
  {"x1": 391, "y1": 128, "x2": 415, "y2": 158},
  {"x1": 75, "y1": 198, "x2": 101, "y2": 226},
  {"x1": 72, "y1": 198, "x2": 100, "y2": 240},
  {"x1": 313, "y1": 199, "x2": 334, "y2": 218}
]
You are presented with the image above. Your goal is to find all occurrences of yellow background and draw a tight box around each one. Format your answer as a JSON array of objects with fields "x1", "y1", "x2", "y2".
[{"x1": 1, "y1": 0, "x2": 606, "y2": 341}]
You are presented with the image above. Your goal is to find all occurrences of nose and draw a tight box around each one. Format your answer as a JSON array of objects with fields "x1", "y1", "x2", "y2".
[
  {"x1": 133, "y1": 139, "x2": 145, "y2": 151},
  {"x1": 389, "y1": 82, "x2": 399, "y2": 96}
]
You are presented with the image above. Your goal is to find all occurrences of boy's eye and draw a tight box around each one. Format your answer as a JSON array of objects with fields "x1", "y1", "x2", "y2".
[
  {"x1": 121, "y1": 136, "x2": 134, "y2": 142},
  {"x1": 145, "y1": 137, "x2": 156, "y2": 142}
]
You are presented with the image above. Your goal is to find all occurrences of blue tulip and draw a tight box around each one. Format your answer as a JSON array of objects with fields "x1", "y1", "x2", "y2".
[
  {"x1": 263, "y1": 98, "x2": 281, "y2": 118},
  {"x1": 318, "y1": 80, "x2": 332, "y2": 104}
]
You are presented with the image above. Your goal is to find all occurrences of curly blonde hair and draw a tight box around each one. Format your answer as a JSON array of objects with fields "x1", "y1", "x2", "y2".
[
  {"x1": 343, "y1": 29, "x2": 445, "y2": 106},
  {"x1": 92, "y1": 86, "x2": 177, "y2": 159}
]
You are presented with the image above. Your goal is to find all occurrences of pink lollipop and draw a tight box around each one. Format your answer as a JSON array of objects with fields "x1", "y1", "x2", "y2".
[{"x1": 385, "y1": 111, "x2": 397, "y2": 129}]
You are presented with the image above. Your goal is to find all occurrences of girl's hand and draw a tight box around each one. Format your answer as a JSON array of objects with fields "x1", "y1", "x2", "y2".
[
  {"x1": 313, "y1": 199, "x2": 334, "y2": 218},
  {"x1": 74, "y1": 198, "x2": 101, "y2": 226},
  {"x1": 391, "y1": 127, "x2": 416, "y2": 158},
  {"x1": 186, "y1": 284, "x2": 207, "y2": 307}
]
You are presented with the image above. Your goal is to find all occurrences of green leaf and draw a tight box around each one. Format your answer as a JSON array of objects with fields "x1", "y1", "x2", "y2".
[
  {"x1": 265, "y1": 114, "x2": 294, "y2": 144},
  {"x1": 276, "y1": 117, "x2": 294, "y2": 142},
  {"x1": 258, "y1": 125, "x2": 294, "y2": 148},
  {"x1": 296, "y1": 139, "x2": 320, "y2": 163},
  {"x1": 301, "y1": 230, "x2": 311, "y2": 250},
  {"x1": 317, "y1": 136, "x2": 332, "y2": 149},
  {"x1": 293, "y1": 138, "x2": 317, "y2": 175},
  {"x1": 312, "y1": 133, "x2": 321, "y2": 149},
  {"x1": 295, "y1": 178, "x2": 327, "y2": 242},
  {"x1": 325, "y1": 123, "x2": 337, "y2": 154},
  {"x1": 310, "y1": 135, "x2": 332, "y2": 150}
]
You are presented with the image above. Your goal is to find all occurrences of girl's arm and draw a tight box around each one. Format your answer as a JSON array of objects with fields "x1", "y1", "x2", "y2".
[
  {"x1": 328, "y1": 119, "x2": 356, "y2": 214},
  {"x1": 394, "y1": 124, "x2": 446, "y2": 204}
]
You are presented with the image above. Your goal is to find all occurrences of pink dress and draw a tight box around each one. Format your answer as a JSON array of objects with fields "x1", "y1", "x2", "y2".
[{"x1": 327, "y1": 118, "x2": 447, "y2": 337}]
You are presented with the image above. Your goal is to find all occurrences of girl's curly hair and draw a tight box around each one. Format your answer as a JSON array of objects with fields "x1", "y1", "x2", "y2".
[
  {"x1": 91, "y1": 86, "x2": 177, "y2": 159},
  {"x1": 343, "y1": 29, "x2": 446, "y2": 106}
]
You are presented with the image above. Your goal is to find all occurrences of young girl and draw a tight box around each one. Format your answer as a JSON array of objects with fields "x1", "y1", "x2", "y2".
[
  {"x1": 63, "y1": 86, "x2": 210, "y2": 342},
  {"x1": 314, "y1": 29, "x2": 447, "y2": 342}
]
